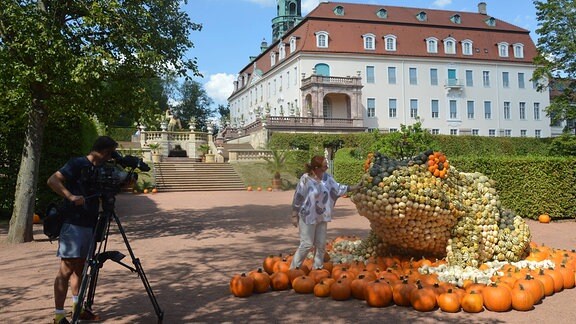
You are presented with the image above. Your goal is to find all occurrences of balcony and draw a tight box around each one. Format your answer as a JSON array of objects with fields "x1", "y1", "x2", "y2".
[{"x1": 444, "y1": 78, "x2": 463, "y2": 89}]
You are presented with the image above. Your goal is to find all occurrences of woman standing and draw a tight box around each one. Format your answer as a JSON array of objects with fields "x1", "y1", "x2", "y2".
[{"x1": 290, "y1": 155, "x2": 358, "y2": 270}]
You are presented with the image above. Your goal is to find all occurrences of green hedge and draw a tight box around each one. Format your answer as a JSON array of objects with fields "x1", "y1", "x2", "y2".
[
  {"x1": 450, "y1": 156, "x2": 576, "y2": 220},
  {"x1": 333, "y1": 148, "x2": 364, "y2": 186}
]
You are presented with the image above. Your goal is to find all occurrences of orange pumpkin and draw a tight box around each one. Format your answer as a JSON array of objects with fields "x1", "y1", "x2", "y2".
[
  {"x1": 482, "y1": 283, "x2": 512, "y2": 312},
  {"x1": 364, "y1": 279, "x2": 393, "y2": 307},
  {"x1": 461, "y1": 291, "x2": 484, "y2": 313},
  {"x1": 292, "y1": 275, "x2": 315, "y2": 294},
  {"x1": 350, "y1": 275, "x2": 369, "y2": 300},
  {"x1": 511, "y1": 284, "x2": 535, "y2": 311},
  {"x1": 287, "y1": 267, "x2": 306, "y2": 285},
  {"x1": 330, "y1": 280, "x2": 352, "y2": 301},
  {"x1": 151, "y1": 188, "x2": 158, "y2": 193},
  {"x1": 313, "y1": 281, "x2": 331, "y2": 297},
  {"x1": 263, "y1": 254, "x2": 281, "y2": 275},
  {"x1": 270, "y1": 271, "x2": 290, "y2": 291},
  {"x1": 437, "y1": 289, "x2": 461, "y2": 313},
  {"x1": 392, "y1": 278, "x2": 416, "y2": 307},
  {"x1": 533, "y1": 268, "x2": 555, "y2": 296},
  {"x1": 538, "y1": 214, "x2": 551, "y2": 223},
  {"x1": 410, "y1": 282, "x2": 437, "y2": 312},
  {"x1": 248, "y1": 268, "x2": 271, "y2": 293},
  {"x1": 230, "y1": 273, "x2": 254, "y2": 298}
]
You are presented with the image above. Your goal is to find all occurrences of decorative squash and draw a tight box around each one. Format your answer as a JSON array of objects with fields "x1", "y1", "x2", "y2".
[
  {"x1": 538, "y1": 214, "x2": 551, "y2": 223},
  {"x1": 230, "y1": 273, "x2": 254, "y2": 298}
]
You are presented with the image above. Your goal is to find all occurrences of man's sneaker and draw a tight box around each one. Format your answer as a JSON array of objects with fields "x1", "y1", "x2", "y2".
[{"x1": 78, "y1": 307, "x2": 101, "y2": 321}]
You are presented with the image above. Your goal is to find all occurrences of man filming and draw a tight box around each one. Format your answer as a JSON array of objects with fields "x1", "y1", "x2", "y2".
[{"x1": 47, "y1": 136, "x2": 118, "y2": 324}]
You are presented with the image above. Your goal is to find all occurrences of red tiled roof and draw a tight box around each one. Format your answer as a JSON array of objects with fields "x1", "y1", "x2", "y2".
[{"x1": 237, "y1": 1, "x2": 536, "y2": 88}]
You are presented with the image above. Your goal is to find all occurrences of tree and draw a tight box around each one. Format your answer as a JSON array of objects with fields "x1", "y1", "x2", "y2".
[
  {"x1": 533, "y1": 0, "x2": 576, "y2": 134},
  {"x1": 0, "y1": 1, "x2": 201, "y2": 243},
  {"x1": 174, "y1": 79, "x2": 215, "y2": 131},
  {"x1": 217, "y1": 104, "x2": 231, "y2": 126}
]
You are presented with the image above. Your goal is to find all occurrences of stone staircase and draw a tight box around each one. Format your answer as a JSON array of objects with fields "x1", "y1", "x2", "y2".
[{"x1": 152, "y1": 159, "x2": 246, "y2": 192}]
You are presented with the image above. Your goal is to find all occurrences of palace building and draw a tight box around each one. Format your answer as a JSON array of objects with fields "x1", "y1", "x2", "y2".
[{"x1": 227, "y1": 1, "x2": 557, "y2": 146}]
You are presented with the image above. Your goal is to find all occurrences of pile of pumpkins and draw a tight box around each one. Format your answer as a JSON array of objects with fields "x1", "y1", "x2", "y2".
[
  {"x1": 230, "y1": 242, "x2": 576, "y2": 312},
  {"x1": 351, "y1": 151, "x2": 532, "y2": 267}
]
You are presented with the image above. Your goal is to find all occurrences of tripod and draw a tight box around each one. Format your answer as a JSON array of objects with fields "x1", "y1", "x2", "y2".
[{"x1": 72, "y1": 192, "x2": 164, "y2": 323}]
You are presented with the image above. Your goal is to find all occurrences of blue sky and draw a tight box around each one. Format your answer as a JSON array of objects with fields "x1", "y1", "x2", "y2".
[{"x1": 184, "y1": 0, "x2": 540, "y2": 107}]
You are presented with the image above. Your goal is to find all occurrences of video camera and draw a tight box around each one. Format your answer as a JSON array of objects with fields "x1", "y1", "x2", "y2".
[{"x1": 82, "y1": 152, "x2": 150, "y2": 194}]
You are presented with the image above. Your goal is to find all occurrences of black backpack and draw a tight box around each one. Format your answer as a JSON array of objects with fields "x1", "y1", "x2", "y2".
[{"x1": 43, "y1": 199, "x2": 67, "y2": 241}]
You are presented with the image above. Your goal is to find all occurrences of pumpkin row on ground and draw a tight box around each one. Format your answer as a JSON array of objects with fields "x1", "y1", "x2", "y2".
[{"x1": 231, "y1": 244, "x2": 576, "y2": 313}]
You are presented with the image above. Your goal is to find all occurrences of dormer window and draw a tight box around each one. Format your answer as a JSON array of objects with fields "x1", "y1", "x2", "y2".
[
  {"x1": 289, "y1": 36, "x2": 297, "y2": 53},
  {"x1": 334, "y1": 6, "x2": 344, "y2": 16},
  {"x1": 498, "y1": 42, "x2": 509, "y2": 57},
  {"x1": 363, "y1": 33, "x2": 376, "y2": 50},
  {"x1": 513, "y1": 43, "x2": 524, "y2": 58},
  {"x1": 451, "y1": 14, "x2": 461, "y2": 24},
  {"x1": 462, "y1": 39, "x2": 473, "y2": 55},
  {"x1": 383, "y1": 34, "x2": 397, "y2": 51},
  {"x1": 485, "y1": 17, "x2": 496, "y2": 26},
  {"x1": 278, "y1": 42, "x2": 286, "y2": 60},
  {"x1": 444, "y1": 37, "x2": 456, "y2": 54},
  {"x1": 270, "y1": 52, "x2": 276, "y2": 66},
  {"x1": 426, "y1": 37, "x2": 438, "y2": 53},
  {"x1": 315, "y1": 31, "x2": 329, "y2": 48},
  {"x1": 416, "y1": 11, "x2": 427, "y2": 21},
  {"x1": 376, "y1": 8, "x2": 387, "y2": 19}
]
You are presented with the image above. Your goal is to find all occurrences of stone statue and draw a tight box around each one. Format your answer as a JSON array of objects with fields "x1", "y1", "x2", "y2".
[{"x1": 166, "y1": 109, "x2": 182, "y2": 131}]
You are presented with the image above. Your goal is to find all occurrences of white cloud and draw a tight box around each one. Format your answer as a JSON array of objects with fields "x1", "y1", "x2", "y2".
[
  {"x1": 432, "y1": 0, "x2": 452, "y2": 8},
  {"x1": 302, "y1": 0, "x2": 321, "y2": 14},
  {"x1": 204, "y1": 73, "x2": 236, "y2": 106}
]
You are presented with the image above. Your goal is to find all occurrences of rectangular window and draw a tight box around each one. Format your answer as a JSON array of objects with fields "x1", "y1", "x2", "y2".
[
  {"x1": 484, "y1": 101, "x2": 492, "y2": 119},
  {"x1": 449, "y1": 100, "x2": 457, "y2": 119},
  {"x1": 534, "y1": 102, "x2": 540, "y2": 120},
  {"x1": 430, "y1": 68, "x2": 438, "y2": 86},
  {"x1": 431, "y1": 100, "x2": 439, "y2": 118},
  {"x1": 502, "y1": 72, "x2": 509, "y2": 88},
  {"x1": 450, "y1": 129, "x2": 458, "y2": 135},
  {"x1": 518, "y1": 73, "x2": 525, "y2": 89},
  {"x1": 489, "y1": 129, "x2": 496, "y2": 137},
  {"x1": 388, "y1": 67, "x2": 396, "y2": 84},
  {"x1": 519, "y1": 102, "x2": 526, "y2": 120},
  {"x1": 483, "y1": 71, "x2": 490, "y2": 87},
  {"x1": 286, "y1": 71, "x2": 290, "y2": 89},
  {"x1": 467, "y1": 101, "x2": 475, "y2": 119},
  {"x1": 535, "y1": 129, "x2": 541, "y2": 138},
  {"x1": 294, "y1": 67, "x2": 298, "y2": 85},
  {"x1": 367, "y1": 98, "x2": 376, "y2": 118},
  {"x1": 389, "y1": 128, "x2": 398, "y2": 133},
  {"x1": 273, "y1": 79, "x2": 277, "y2": 95},
  {"x1": 409, "y1": 68, "x2": 417, "y2": 85},
  {"x1": 366, "y1": 66, "x2": 375, "y2": 83},
  {"x1": 520, "y1": 130, "x2": 527, "y2": 137},
  {"x1": 466, "y1": 70, "x2": 473, "y2": 87},
  {"x1": 410, "y1": 99, "x2": 418, "y2": 118},
  {"x1": 504, "y1": 102, "x2": 511, "y2": 120},
  {"x1": 472, "y1": 129, "x2": 479, "y2": 136},
  {"x1": 505, "y1": 129, "x2": 512, "y2": 137},
  {"x1": 389, "y1": 98, "x2": 397, "y2": 118},
  {"x1": 431, "y1": 129, "x2": 440, "y2": 135}
]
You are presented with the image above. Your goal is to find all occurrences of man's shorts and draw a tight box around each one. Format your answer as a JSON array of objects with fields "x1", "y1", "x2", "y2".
[{"x1": 57, "y1": 223, "x2": 94, "y2": 259}]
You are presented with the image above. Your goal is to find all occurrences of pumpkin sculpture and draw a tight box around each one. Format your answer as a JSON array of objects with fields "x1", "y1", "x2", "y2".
[{"x1": 352, "y1": 151, "x2": 532, "y2": 267}]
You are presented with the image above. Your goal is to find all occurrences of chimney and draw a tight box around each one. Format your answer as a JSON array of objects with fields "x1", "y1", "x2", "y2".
[
  {"x1": 260, "y1": 38, "x2": 268, "y2": 52},
  {"x1": 478, "y1": 2, "x2": 487, "y2": 15}
]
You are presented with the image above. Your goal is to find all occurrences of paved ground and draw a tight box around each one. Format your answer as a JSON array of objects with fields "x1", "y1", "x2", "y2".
[{"x1": 1, "y1": 190, "x2": 575, "y2": 323}]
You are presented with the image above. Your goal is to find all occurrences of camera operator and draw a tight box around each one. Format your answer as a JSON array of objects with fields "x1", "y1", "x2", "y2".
[{"x1": 47, "y1": 136, "x2": 118, "y2": 324}]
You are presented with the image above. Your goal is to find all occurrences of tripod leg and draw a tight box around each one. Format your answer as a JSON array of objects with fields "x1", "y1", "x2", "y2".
[
  {"x1": 113, "y1": 212, "x2": 164, "y2": 322},
  {"x1": 71, "y1": 213, "x2": 111, "y2": 324}
]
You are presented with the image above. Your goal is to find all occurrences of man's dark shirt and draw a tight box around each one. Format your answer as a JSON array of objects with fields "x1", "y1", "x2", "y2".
[{"x1": 59, "y1": 157, "x2": 101, "y2": 228}]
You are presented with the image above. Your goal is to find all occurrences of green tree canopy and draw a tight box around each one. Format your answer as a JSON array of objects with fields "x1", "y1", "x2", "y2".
[
  {"x1": 0, "y1": 0, "x2": 201, "y2": 242},
  {"x1": 533, "y1": 0, "x2": 576, "y2": 134},
  {"x1": 174, "y1": 79, "x2": 215, "y2": 131}
]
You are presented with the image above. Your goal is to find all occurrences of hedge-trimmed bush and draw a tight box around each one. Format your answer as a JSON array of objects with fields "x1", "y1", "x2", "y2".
[{"x1": 450, "y1": 156, "x2": 576, "y2": 220}]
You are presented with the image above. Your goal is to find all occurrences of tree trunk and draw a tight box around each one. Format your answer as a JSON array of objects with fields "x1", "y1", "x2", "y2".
[{"x1": 7, "y1": 102, "x2": 48, "y2": 243}]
